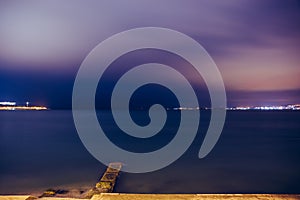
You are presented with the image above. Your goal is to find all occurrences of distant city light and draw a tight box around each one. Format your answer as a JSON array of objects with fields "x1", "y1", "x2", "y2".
[
  {"x1": 0, "y1": 106, "x2": 47, "y2": 111},
  {"x1": 0, "y1": 101, "x2": 16, "y2": 106},
  {"x1": 227, "y1": 104, "x2": 300, "y2": 111},
  {"x1": 0, "y1": 101, "x2": 47, "y2": 111},
  {"x1": 173, "y1": 107, "x2": 200, "y2": 111},
  {"x1": 171, "y1": 104, "x2": 300, "y2": 111}
]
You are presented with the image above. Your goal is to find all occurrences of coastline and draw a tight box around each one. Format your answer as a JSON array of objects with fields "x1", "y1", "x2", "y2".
[
  {"x1": 0, "y1": 106, "x2": 48, "y2": 111},
  {"x1": 1, "y1": 193, "x2": 300, "y2": 200}
]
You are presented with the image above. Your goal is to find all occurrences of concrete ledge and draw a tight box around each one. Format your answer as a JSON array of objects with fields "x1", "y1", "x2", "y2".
[
  {"x1": 36, "y1": 198, "x2": 85, "y2": 200},
  {"x1": 1, "y1": 194, "x2": 300, "y2": 200},
  {"x1": 91, "y1": 193, "x2": 300, "y2": 200},
  {"x1": 0, "y1": 196, "x2": 35, "y2": 200}
]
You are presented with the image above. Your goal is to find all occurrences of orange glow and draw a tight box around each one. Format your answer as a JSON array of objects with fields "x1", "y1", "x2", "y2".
[{"x1": 0, "y1": 106, "x2": 48, "y2": 111}]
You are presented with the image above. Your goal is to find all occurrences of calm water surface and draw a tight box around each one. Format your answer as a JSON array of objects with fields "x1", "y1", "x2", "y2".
[{"x1": 0, "y1": 110, "x2": 299, "y2": 194}]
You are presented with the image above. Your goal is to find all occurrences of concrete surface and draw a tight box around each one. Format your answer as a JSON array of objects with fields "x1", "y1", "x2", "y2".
[
  {"x1": 1, "y1": 193, "x2": 300, "y2": 200},
  {"x1": 0, "y1": 196, "x2": 35, "y2": 200},
  {"x1": 91, "y1": 193, "x2": 300, "y2": 200}
]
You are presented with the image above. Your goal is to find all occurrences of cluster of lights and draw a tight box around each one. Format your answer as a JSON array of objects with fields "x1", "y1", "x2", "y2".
[
  {"x1": 0, "y1": 106, "x2": 48, "y2": 111},
  {"x1": 173, "y1": 107, "x2": 200, "y2": 111},
  {"x1": 0, "y1": 101, "x2": 16, "y2": 106},
  {"x1": 0, "y1": 101, "x2": 48, "y2": 111},
  {"x1": 171, "y1": 104, "x2": 300, "y2": 111},
  {"x1": 228, "y1": 104, "x2": 300, "y2": 111}
]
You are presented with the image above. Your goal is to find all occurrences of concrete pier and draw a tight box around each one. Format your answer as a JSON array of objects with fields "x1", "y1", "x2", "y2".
[{"x1": 85, "y1": 162, "x2": 122, "y2": 198}]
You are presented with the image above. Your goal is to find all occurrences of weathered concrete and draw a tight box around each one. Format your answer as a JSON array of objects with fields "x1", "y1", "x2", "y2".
[
  {"x1": 36, "y1": 198, "x2": 84, "y2": 200},
  {"x1": 91, "y1": 193, "x2": 300, "y2": 200},
  {"x1": 0, "y1": 196, "x2": 35, "y2": 200},
  {"x1": 1, "y1": 194, "x2": 300, "y2": 200},
  {"x1": 85, "y1": 163, "x2": 122, "y2": 198}
]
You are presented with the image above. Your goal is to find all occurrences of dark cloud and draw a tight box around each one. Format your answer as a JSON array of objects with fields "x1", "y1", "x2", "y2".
[{"x1": 0, "y1": 0, "x2": 299, "y2": 107}]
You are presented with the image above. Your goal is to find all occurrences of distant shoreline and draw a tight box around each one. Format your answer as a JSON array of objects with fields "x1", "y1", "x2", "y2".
[
  {"x1": 0, "y1": 106, "x2": 48, "y2": 111},
  {"x1": 1, "y1": 108, "x2": 299, "y2": 112}
]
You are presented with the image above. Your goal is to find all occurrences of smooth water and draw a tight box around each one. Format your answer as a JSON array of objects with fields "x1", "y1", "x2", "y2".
[{"x1": 0, "y1": 110, "x2": 300, "y2": 194}]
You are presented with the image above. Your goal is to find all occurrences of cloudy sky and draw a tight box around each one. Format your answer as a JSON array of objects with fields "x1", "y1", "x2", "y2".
[{"x1": 0, "y1": 0, "x2": 299, "y2": 108}]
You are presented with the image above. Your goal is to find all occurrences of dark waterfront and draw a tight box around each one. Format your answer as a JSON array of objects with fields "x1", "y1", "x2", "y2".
[{"x1": 0, "y1": 110, "x2": 299, "y2": 194}]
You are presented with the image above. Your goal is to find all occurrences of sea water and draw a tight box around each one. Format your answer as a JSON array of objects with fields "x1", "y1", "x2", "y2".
[{"x1": 0, "y1": 110, "x2": 299, "y2": 194}]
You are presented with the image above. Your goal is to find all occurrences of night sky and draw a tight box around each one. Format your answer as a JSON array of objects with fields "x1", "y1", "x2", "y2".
[{"x1": 0, "y1": 0, "x2": 299, "y2": 109}]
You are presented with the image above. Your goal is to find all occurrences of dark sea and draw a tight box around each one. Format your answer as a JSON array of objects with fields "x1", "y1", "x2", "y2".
[{"x1": 0, "y1": 110, "x2": 300, "y2": 194}]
